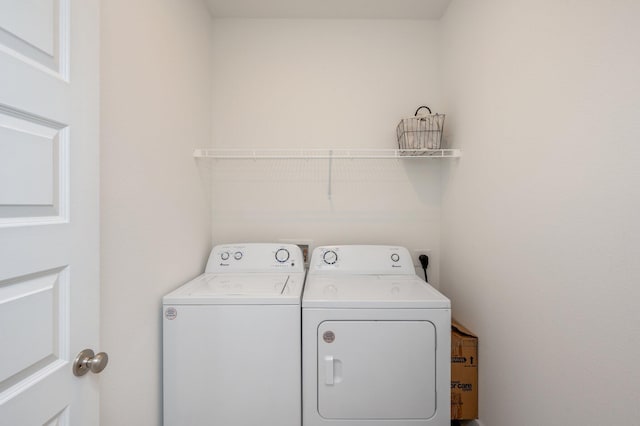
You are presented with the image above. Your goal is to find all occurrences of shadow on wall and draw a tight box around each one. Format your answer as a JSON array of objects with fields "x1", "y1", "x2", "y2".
[
  {"x1": 204, "y1": 157, "x2": 444, "y2": 286},
  {"x1": 205, "y1": 158, "x2": 441, "y2": 217}
]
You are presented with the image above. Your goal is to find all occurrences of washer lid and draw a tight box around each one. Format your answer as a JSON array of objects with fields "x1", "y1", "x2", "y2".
[
  {"x1": 302, "y1": 275, "x2": 450, "y2": 309},
  {"x1": 163, "y1": 273, "x2": 304, "y2": 305}
]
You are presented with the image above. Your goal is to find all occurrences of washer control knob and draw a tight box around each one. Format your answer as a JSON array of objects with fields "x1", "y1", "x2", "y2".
[
  {"x1": 323, "y1": 250, "x2": 338, "y2": 265},
  {"x1": 275, "y1": 248, "x2": 290, "y2": 263},
  {"x1": 234, "y1": 251, "x2": 243, "y2": 260},
  {"x1": 391, "y1": 253, "x2": 400, "y2": 262},
  {"x1": 220, "y1": 251, "x2": 230, "y2": 261}
]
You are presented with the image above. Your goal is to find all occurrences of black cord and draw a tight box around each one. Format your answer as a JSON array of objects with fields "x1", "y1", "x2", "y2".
[{"x1": 419, "y1": 254, "x2": 429, "y2": 282}]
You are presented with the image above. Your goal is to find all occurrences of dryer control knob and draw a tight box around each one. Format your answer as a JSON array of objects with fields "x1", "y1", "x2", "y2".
[
  {"x1": 275, "y1": 248, "x2": 290, "y2": 263},
  {"x1": 323, "y1": 250, "x2": 338, "y2": 265}
]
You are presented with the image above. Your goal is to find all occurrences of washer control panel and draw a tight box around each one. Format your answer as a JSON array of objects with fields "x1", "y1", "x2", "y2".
[
  {"x1": 310, "y1": 245, "x2": 414, "y2": 275},
  {"x1": 206, "y1": 243, "x2": 304, "y2": 273}
]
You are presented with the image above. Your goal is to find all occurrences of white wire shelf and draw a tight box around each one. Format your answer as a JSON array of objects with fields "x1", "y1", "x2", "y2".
[{"x1": 193, "y1": 148, "x2": 461, "y2": 159}]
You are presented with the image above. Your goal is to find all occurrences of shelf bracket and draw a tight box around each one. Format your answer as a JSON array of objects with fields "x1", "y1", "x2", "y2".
[{"x1": 327, "y1": 150, "x2": 333, "y2": 200}]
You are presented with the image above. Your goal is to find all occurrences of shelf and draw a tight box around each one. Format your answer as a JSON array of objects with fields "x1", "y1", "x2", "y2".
[{"x1": 193, "y1": 148, "x2": 461, "y2": 159}]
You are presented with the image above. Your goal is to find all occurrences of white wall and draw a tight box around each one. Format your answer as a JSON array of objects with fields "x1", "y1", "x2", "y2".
[
  {"x1": 210, "y1": 19, "x2": 444, "y2": 277},
  {"x1": 440, "y1": 1, "x2": 640, "y2": 424},
  {"x1": 100, "y1": 0, "x2": 212, "y2": 424}
]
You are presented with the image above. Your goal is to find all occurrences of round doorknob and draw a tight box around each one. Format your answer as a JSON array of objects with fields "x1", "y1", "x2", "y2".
[{"x1": 73, "y1": 349, "x2": 109, "y2": 377}]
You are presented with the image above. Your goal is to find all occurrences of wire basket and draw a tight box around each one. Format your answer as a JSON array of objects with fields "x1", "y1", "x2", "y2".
[{"x1": 396, "y1": 106, "x2": 445, "y2": 151}]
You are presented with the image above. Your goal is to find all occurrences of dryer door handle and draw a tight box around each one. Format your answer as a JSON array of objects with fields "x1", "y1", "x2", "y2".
[{"x1": 324, "y1": 356, "x2": 334, "y2": 385}]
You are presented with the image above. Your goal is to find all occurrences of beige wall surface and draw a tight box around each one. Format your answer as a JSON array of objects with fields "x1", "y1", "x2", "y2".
[
  {"x1": 100, "y1": 0, "x2": 212, "y2": 424},
  {"x1": 99, "y1": 2, "x2": 640, "y2": 424},
  {"x1": 440, "y1": 0, "x2": 640, "y2": 424},
  {"x1": 209, "y1": 19, "x2": 445, "y2": 279}
]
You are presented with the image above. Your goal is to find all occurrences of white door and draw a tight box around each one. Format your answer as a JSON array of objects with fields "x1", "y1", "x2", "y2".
[
  {"x1": 317, "y1": 321, "x2": 437, "y2": 420},
  {"x1": 0, "y1": 0, "x2": 101, "y2": 424}
]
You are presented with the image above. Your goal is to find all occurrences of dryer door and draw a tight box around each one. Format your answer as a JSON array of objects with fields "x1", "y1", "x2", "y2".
[{"x1": 317, "y1": 320, "x2": 436, "y2": 420}]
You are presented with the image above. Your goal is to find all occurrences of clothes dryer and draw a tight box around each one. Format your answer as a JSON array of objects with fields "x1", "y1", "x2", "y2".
[
  {"x1": 163, "y1": 243, "x2": 305, "y2": 426},
  {"x1": 302, "y1": 245, "x2": 451, "y2": 426}
]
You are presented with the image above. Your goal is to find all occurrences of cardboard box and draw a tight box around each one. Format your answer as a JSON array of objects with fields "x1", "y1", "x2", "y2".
[{"x1": 451, "y1": 319, "x2": 478, "y2": 420}]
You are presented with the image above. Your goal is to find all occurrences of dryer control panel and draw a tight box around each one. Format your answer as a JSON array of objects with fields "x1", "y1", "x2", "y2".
[
  {"x1": 206, "y1": 243, "x2": 305, "y2": 273},
  {"x1": 309, "y1": 245, "x2": 414, "y2": 275}
]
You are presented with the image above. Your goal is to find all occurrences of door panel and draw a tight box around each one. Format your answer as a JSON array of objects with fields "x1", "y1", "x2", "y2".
[
  {"x1": 317, "y1": 320, "x2": 437, "y2": 420},
  {"x1": 0, "y1": 0, "x2": 100, "y2": 424},
  {"x1": 0, "y1": 106, "x2": 67, "y2": 223},
  {"x1": 0, "y1": 0, "x2": 66, "y2": 76},
  {"x1": 0, "y1": 268, "x2": 69, "y2": 388}
]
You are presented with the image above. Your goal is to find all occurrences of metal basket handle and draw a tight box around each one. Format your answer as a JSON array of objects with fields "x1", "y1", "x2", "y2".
[{"x1": 414, "y1": 105, "x2": 432, "y2": 116}]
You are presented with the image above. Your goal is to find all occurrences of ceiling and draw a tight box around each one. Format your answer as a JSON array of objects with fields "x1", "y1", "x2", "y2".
[{"x1": 204, "y1": 0, "x2": 452, "y2": 20}]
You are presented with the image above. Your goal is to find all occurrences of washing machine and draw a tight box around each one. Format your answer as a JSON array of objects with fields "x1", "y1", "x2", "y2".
[
  {"x1": 163, "y1": 243, "x2": 305, "y2": 426},
  {"x1": 302, "y1": 245, "x2": 451, "y2": 426}
]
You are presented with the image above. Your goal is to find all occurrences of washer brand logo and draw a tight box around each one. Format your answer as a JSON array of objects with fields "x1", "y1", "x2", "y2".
[
  {"x1": 165, "y1": 307, "x2": 177, "y2": 320},
  {"x1": 451, "y1": 382, "x2": 473, "y2": 391}
]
